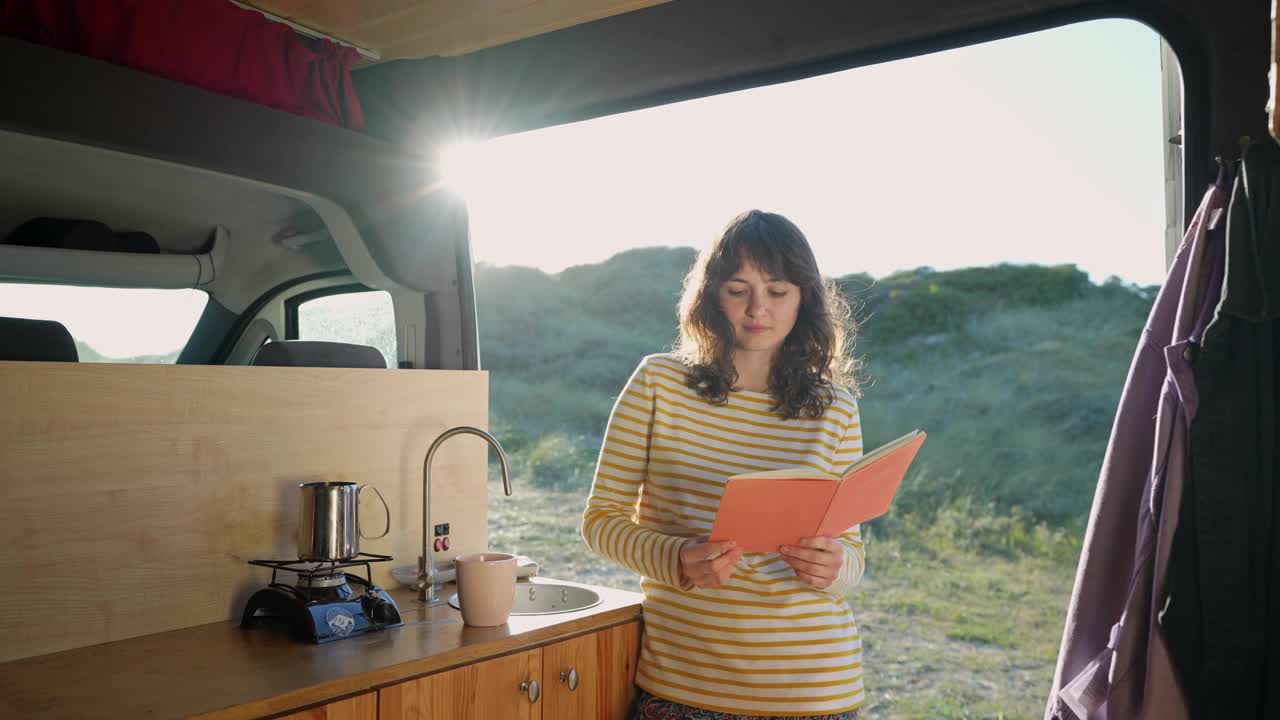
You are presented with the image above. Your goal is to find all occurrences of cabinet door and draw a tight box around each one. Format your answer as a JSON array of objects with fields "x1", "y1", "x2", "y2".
[
  {"x1": 279, "y1": 692, "x2": 376, "y2": 720},
  {"x1": 596, "y1": 621, "x2": 641, "y2": 719},
  {"x1": 379, "y1": 649, "x2": 542, "y2": 720},
  {"x1": 543, "y1": 632, "x2": 596, "y2": 720},
  {"x1": 543, "y1": 621, "x2": 641, "y2": 720}
]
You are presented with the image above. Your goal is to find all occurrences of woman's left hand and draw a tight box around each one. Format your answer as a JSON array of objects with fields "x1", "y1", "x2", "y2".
[{"x1": 779, "y1": 536, "x2": 843, "y2": 589}]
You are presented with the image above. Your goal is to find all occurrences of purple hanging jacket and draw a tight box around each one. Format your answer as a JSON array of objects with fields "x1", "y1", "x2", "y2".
[{"x1": 1045, "y1": 178, "x2": 1229, "y2": 720}]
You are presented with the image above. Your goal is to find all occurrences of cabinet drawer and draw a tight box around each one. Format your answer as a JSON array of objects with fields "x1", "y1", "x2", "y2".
[
  {"x1": 378, "y1": 619, "x2": 641, "y2": 720},
  {"x1": 379, "y1": 649, "x2": 542, "y2": 720}
]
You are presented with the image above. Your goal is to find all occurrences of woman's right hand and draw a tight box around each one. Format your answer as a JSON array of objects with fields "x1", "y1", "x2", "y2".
[{"x1": 678, "y1": 537, "x2": 743, "y2": 589}]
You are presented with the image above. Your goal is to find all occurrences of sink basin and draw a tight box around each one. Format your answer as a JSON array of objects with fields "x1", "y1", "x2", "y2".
[{"x1": 447, "y1": 582, "x2": 603, "y2": 616}]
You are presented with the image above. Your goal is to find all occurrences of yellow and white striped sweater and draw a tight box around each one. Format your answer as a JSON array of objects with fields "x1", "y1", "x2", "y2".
[{"x1": 581, "y1": 354, "x2": 867, "y2": 717}]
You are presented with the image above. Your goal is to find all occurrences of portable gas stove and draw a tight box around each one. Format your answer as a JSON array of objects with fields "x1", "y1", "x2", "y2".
[{"x1": 241, "y1": 553, "x2": 404, "y2": 643}]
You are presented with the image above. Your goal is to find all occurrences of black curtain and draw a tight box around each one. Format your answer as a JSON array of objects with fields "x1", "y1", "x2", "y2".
[{"x1": 1164, "y1": 140, "x2": 1280, "y2": 718}]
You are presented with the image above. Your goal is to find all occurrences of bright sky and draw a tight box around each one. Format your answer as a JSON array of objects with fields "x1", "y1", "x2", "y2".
[{"x1": 454, "y1": 19, "x2": 1169, "y2": 286}]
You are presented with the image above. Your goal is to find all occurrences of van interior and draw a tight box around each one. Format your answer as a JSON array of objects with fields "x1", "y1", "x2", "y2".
[{"x1": 0, "y1": 1, "x2": 1274, "y2": 718}]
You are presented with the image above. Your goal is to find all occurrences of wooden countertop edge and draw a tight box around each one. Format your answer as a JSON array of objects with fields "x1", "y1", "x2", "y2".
[{"x1": 190, "y1": 603, "x2": 644, "y2": 720}]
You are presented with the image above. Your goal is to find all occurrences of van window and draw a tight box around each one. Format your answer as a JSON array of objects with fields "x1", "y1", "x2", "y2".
[
  {"x1": 293, "y1": 289, "x2": 396, "y2": 367},
  {"x1": 0, "y1": 282, "x2": 208, "y2": 362}
]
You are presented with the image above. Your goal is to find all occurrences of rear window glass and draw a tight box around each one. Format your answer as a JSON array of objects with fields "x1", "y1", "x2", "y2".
[
  {"x1": 295, "y1": 289, "x2": 397, "y2": 367},
  {"x1": 0, "y1": 282, "x2": 208, "y2": 362}
]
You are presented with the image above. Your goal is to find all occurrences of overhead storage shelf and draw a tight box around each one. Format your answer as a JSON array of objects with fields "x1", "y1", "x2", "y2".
[{"x1": 0, "y1": 226, "x2": 227, "y2": 290}]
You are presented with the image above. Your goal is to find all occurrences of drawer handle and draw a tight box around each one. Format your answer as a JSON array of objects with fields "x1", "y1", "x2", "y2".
[
  {"x1": 560, "y1": 668, "x2": 580, "y2": 691},
  {"x1": 519, "y1": 679, "x2": 541, "y2": 703}
]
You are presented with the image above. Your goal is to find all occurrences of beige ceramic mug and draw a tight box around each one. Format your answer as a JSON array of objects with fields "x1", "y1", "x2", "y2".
[{"x1": 455, "y1": 553, "x2": 518, "y2": 626}]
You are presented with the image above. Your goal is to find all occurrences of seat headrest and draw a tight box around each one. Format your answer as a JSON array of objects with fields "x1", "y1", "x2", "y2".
[
  {"x1": 250, "y1": 340, "x2": 386, "y2": 369},
  {"x1": 0, "y1": 316, "x2": 79, "y2": 362}
]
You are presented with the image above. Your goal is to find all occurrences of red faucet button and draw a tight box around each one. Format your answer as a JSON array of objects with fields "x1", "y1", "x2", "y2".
[
  {"x1": 433, "y1": 538, "x2": 442, "y2": 552},
  {"x1": 442, "y1": 537, "x2": 451, "y2": 551}
]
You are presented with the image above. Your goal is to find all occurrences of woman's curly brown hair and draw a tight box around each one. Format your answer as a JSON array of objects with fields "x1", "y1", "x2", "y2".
[{"x1": 672, "y1": 210, "x2": 860, "y2": 419}]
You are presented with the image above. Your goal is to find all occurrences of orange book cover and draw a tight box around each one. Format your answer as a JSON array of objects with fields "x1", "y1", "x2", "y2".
[{"x1": 709, "y1": 430, "x2": 926, "y2": 552}]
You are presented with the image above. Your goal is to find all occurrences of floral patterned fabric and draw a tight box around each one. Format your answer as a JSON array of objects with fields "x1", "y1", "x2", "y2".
[{"x1": 631, "y1": 690, "x2": 862, "y2": 720}]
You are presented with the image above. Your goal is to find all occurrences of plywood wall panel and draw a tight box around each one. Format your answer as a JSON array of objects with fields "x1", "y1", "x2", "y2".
[
  {"x1": 0, "y1": 362, "x2": 492, "y2": 662},
  {"x1": 242, "y1": 0, "x2": 672, "y2": 58}
]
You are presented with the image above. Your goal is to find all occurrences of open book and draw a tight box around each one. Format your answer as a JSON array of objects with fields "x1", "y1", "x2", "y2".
[{"x1": 709, "y1": 430, "x2": 926, "y2": 552}]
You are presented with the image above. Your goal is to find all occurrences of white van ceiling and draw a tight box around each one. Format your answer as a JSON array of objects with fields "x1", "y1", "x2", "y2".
[
  {"x1": 0, "y1": 129, "x2": 346, "y2": 312},
  {"x1": 236, "y1": 0, "x2": 671, "y2": 59}
]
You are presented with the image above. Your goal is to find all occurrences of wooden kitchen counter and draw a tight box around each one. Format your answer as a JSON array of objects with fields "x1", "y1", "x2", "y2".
[{"x1": 0, "y1": 578, "x2": 643, "y2": 720}]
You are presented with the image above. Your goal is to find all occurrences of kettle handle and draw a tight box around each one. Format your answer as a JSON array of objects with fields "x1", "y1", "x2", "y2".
[{"x1": 358, "y1": 485, "x2": 392, "y2": 540}]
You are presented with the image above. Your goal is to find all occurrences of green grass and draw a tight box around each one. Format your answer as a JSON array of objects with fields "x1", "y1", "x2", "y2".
[
  {"x1": 853, "y1": 534, "x2": 1073, "y2": 718},
  {"x1": 859, "y1": 294, "x2": 1145, "y2": 528}
]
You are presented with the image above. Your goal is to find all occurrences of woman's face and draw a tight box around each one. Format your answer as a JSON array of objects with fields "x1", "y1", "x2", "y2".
[{"x1": 717, "y1": 259, "x2": 802, "y2": 354}]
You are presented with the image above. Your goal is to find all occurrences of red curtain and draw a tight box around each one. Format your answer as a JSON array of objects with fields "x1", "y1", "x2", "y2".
[{"x1": 0, "y1": 0, "x2": 364, "y2": 130}]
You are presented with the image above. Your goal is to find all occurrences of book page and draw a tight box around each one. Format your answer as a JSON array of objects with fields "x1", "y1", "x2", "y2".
[
  {"x1": 840, "y1": 429, "x2": 921, "y2": 478},
  {"x1": 818, "y1": 431, "x2": 926, "y2": 536},
  {"x1": 710, "y1": 478, "x2": 836, "y2": 552}
]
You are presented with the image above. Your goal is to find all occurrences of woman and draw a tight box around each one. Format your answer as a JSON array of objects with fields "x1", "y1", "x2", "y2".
[{"x1": 581, "y1": 209, "x2": 867, "y2": 719}]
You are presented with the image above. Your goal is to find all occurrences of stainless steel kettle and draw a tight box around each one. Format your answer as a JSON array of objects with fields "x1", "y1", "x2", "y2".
[{"x1": 297, "y1": 481, "x2": 391, "y2": 561}]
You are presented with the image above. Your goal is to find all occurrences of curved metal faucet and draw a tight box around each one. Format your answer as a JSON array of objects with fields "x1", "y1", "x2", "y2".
[{"x1": 419, "y1": 426, "x2": 512, "y2": 603}]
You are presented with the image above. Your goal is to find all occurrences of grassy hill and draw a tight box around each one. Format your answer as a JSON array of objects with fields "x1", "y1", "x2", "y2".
[
  {"x1": 475, "y1": 247, "x2": 693, "y2": 441},
  {"x1": 477, "y1": 249, "x2": 1152, "y2": 531}
]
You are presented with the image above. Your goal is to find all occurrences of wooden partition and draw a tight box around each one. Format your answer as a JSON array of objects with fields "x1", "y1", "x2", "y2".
[{"x1": 0, "y1": 362, "x2": 492, "y2": 663}]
